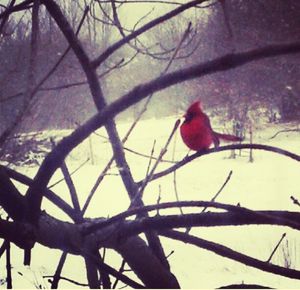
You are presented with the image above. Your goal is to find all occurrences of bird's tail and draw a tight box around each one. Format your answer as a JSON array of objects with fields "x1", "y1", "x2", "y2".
[{"x1": 214, "y1": 132, "x2": 243, "y2": 142}]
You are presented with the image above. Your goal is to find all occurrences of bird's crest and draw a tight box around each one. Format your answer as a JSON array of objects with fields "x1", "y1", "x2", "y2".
[{"x1": 186, "y1": 100, "x2": 202, "y2": 115}]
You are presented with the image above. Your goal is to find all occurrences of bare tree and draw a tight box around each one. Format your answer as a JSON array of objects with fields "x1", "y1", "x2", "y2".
[{"x1": 0, "y1": 0, "x2": 300, "y2": 288}]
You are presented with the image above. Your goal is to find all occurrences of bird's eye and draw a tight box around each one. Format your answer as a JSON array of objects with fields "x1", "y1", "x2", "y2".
[{"x1": 185, "y1": 112, "x2": 193, "y2": 122}]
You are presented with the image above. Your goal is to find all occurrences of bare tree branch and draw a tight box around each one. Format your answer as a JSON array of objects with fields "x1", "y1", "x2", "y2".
[
  {"x1": 136, "y1": 119, "x2": 180, "y2": 200},
  {"x1": 0, "y1": 167, "x2": 27, "y2": 221},
  {"x1": 91, "y1": 0, "x2": 209, "y2": 67},
  {"x1": 269, "y1": 128, "x2": 300, "y2": 140},
  {"x1": 0, "y1": 0, "x2": 32, "y2": 19},
  {"x1": 0, "y1": 6, "x2": 90, "y2": 105},
  {"x1": 267, "y1": 233, "x2": 286, "y2": 263},
  {"x1": 159, "y1": 229, "x2": 300, "y2": 280},
  {"x1": 60, "y1": 161, "x2": 81, "y2": 213},
  {"x1": 6, "y1": 240, "x2": 12, "y2": 289},
  {"x1": 50, "y1": 251, "x2": 68, "y2": 289},
  {"x1": 1, "y1": 165, "x2": 80, "y2": 222},
  {"x1": 291, "y1": 195, "x2": 300, "y2": 208},
  {"x1": 44, "y1": 274, "x2": 88, "y2": 287},
  {"x1": 48, "y1": 157, "x2": 90, "y2": 190},
  {"x1": 0, "y1": 0, "x2": 40, "y2": 150},
  {"x1": 84, "y1": 200, "x2": 300, "y2": 235},
  {"x1": 0, "y1": 0, "x2": 16, "y2": 37},
  {"x1": 85, "y1": 253, "x2": 100, "y2": 288},
  {"x1": 143, "y1": 143, "x2": 300, "y2": 184}
]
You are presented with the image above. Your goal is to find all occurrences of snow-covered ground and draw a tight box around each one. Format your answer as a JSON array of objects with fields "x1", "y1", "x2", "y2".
[{"x1": 1, "y1": 116, "x2": 300, "y2": 288}]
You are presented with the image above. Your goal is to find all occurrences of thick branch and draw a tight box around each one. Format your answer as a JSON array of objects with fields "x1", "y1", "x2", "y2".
[
  {"x1": 3, "y1": 206, "x2": 300, "y2": 286},
  {"x1": 117, "y1": 211, "x2": 300, "y2": 238},
  {"x1": 0, "y1": 219, "x2": 34, "y2": 249},
  {"x1": 114, "y1": 235, "x2": 179, "y2": 288},
  {"x1": 84, "y1": 201, "x2": 300, "y2": 235},
  {"x1": 0, "y1": 167, "x2": 27, "y2": 221},
  {"x1": 0, "y1": 212, "x2": 144, "y2": 288},
  {"x1": 1, "y1": 165, "x2": 79, "y2": 222}
]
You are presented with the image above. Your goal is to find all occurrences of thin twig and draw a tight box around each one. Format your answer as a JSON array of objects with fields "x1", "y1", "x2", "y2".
[
  {"x1": 60, "y1": 161, "x2": 81, "y2": 212},
  {"x1": 48, "y1": 157, "x2": 90, "y2": 189},
  {"x1": 267, "y1": 233, "x2": 286, "y2": 263},
  {"x1": 44, "y1": 275, "x2": 88, "y2": 287},
  {"x1": 291, "y1": 195, "x2": 300, "y2": 208},
  {"x1": 163, "y1": 22, "x2": 192, "y2": 73},
  {"x1": 0, "y1": 4, "x2": 89, "y2": 152},
  {"x1": 185, "y1": 170, "x2": 232, "y2": 233},
  {"x1": 80, "y1": 106, "x2": 147, "y2": 214},
  {"x1": 112, "y1": 259, "x2": 126, "y2": 289},
  {"x1": 202, "y1": 170, "x2": 233, "y2": 213},
  {"x1": 91, "y1": 0, "x2": 207, "y2": 67},
  {"x1": 123, "y1": 146, "x2": 176, "y2": 164},
  {"x1": 172, "y1": 129, "x2": 183, "y2": 214},
  {"x1": 270, "y1": 128, "x2": 300, "y2": 140},
  {"x1": 1, "y1": 58, "x2": 125, "y2": 103},
  {"x1": 156, "y1": 185, "x2": 162, "y2": 216},
  {"x1": 135, "y1": 119, "x2": 180, "y2": 201},
  {"x1": 144, "y1": 140, "x2": 156, "y2": 181}
]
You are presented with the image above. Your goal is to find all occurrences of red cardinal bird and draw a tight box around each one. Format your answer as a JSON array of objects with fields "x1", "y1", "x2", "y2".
[{"x1": 180, "y1": 101, "x2": 242, "y2": 151}]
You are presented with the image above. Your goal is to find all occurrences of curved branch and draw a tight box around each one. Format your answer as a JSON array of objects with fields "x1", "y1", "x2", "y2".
[
  {"x1": 269, "y1": 128, "x2": 300, "y2": 140},
  {"x1": 1, "y1": 165, "x2": 80, "y2": 222},
  {"x1": 21, "y1": 41, "x2": 300, "y2": 228},
  {"x1": 44, "y1": 275, "x2": 88, "y2": 287},
  {"x1": 160, "y1": 229, "x2": 300, "y2": 280},
  {"x1": 141, "y1": 143, "x2": 300, "y2": 184},
  {"x1": 0, "y1": 167, "x2": 27, "y2": 221}
]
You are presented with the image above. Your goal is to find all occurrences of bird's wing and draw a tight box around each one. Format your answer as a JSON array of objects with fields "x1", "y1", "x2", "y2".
[{"x1": 202, "y1": 113, "x2": 219, "y2": 147}]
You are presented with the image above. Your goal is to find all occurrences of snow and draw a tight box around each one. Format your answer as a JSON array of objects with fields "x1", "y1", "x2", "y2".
[{"x1": 1, "y1": 116, "x2": 300, "y2": 288}]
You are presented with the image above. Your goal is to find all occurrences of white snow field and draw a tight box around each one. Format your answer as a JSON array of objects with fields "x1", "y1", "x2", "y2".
[{"x1": 1, "y1": 116, "x2": 300, "y2": 288}]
